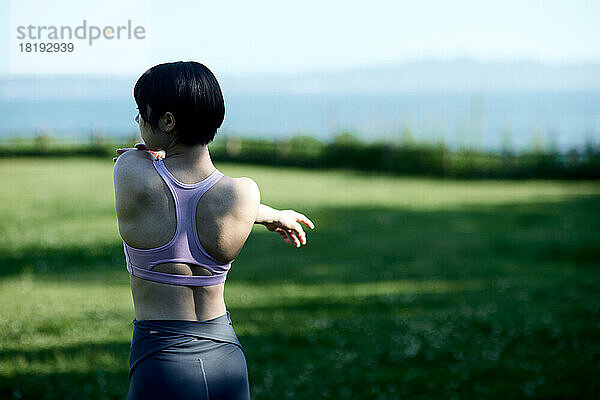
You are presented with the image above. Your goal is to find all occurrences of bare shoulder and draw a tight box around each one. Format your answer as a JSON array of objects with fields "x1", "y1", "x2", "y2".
[
  {"x1": 228, "y1": 176, "x2": 260, "y2": 202},
  {"x1": 113, "y1": 149, "x2": 157, "y2": 186},
  {"x1": 113, "y1": 150, "x2": 160, "y2": 222},
  {"x1": 204, "y1": 175, "x2": 260, "y2": 220},
  {"x1": 196, "y1": 174, "x2": 260, "y2": 261}
]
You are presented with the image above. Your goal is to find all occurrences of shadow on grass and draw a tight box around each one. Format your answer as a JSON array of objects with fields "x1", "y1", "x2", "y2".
[
  {"x1": 1, "y1": 195, "x2": 599, "y2": 399},
  {"x1": 0, "y1": 341, "x2": 130, "y2": 400},
  {"x1": 2, "y1": 285, "x2": 599, "y2": 399},
  {"x1": 1, "y1": 195, "x2": 598, "y2": 283}
]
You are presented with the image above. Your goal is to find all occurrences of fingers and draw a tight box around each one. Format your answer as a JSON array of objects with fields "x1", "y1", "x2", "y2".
[
  {"x1": 291, "y1": 222, "x2": 306, "y2": 245},
  {"x1": 295, "y1": 212, "x2": 315, "y2": 229},
  {"x1": 287, "y1": 229, "x2": 302, "y2": 247},
  {"x1": 291, "y1": 211, "x2": 314, "y2": 246},
  {"x1": 115, "y1": 144, "x2": 146, "y2": 153},
  {"x1": 148, "y1": 150, "x2": 166, "y2": 160},
  {"x1": 114, "y1": 148, "x2": 134, "y2": 162},
  {"x1": 114, "y1": 144, "x2": 162, "y2": 162},
  {"x1": 275, "y1": 228, "x2": 290, "y2": 244},
  {"x1": 279, "y1": 211, "x2": 312, "y2": 246},
  {"x1": 115, "y1": 147, "x2": 137, "y2": 155},
  {"x1": 276, "y1": 227, "x2": 301, "y2": 247},
  {"x1": 282, "y1": 221, "x2": 304, "y2": 247}
]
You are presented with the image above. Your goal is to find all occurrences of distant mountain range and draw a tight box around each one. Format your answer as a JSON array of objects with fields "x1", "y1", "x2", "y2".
[
  {"x1": 1, "y1": 58, "x2": 599, "y2": 99},
  {"x1": 222, "y1": 58, "x2": 600, "y2": 93}
]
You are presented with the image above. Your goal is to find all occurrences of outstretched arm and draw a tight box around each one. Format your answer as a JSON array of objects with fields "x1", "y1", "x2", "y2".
[{"x1": 113, "y1": 143, "x2": 315, "y2": 247}]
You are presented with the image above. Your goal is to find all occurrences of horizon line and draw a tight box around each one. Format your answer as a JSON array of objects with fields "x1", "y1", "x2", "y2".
[{"x1": 2, "y1": 55, "x2": 600, "y2": 79}]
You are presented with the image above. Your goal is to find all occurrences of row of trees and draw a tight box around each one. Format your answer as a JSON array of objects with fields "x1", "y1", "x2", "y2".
[
  {"x1": 2, "y1": 132, "x2": 599, "y2": 179},
  {"x1": 211, "y1": 133, "x2": 600, "y2": 179}
]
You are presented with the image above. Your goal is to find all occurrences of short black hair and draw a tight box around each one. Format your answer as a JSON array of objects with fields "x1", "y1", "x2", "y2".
[{"x1": 133, "y1": 61, "x2": 225, "y2": 146}]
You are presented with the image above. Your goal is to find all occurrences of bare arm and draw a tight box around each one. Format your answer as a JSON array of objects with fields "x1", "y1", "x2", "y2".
[
  {"x1": 113, "y1": 144, "x2": 315, "y2": 247},
  {"x1": 255, "y1": 203, "x2": 315, "y2": 247},
  {"x1": 221, "y1": 172, "x2": 315, "y2": 248},
  {"x1": 255, "y1": 204, "x2": 278, "y2": 225}
]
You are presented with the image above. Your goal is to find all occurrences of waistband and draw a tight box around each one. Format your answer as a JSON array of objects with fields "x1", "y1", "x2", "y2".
[{"x1": 128, "y1": 311, "x2": 242, "y2": 380}]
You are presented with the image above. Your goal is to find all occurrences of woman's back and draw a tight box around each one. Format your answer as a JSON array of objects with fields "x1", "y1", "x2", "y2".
[
  {"x1": 117, "y1": 61, "x2": 313, "y2": 400},
  {"x1": 114, "y1": 148, "x2": 259, "y2": 321}
]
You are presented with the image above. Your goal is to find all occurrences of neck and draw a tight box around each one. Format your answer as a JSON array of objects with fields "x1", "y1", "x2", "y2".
[{"x1": 163, "y1": 141, "x2": 214, "y2": 171}]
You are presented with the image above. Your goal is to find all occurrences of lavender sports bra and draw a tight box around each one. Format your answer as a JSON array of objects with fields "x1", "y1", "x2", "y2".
[{"x1": 123, "y1": 158, "x2": 232, "y2": 286}]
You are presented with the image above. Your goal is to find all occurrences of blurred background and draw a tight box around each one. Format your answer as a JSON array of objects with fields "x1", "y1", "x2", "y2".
[{"x1": 1, "y1": 1, "x2": 599, "y2": 399}]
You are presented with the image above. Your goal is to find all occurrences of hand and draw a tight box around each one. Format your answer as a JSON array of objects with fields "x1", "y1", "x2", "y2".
[
  {"x1": 263, "y1": 209, "x2": 315, "y2": 247},
  {"x1": 113, "y1": 143, "x2": 165, "y2": 163}
]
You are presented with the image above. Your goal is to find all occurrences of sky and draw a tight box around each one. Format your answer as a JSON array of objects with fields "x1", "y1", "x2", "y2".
[{"x1": 1, "y1": 0, "x2": 599, "y2": 76}]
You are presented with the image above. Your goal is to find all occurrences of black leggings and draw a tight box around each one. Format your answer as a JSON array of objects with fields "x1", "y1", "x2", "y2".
[{"x1": 126, "y1": 312, "x2": 251, "y2": 400}]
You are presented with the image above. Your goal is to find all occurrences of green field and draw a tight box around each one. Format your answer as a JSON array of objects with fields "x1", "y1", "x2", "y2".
[{"x1": 1, "y1": 157, "x2": 599, "y2": 399}]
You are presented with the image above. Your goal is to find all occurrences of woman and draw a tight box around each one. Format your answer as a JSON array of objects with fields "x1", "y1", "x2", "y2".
[{"x1": 113, "y1": 61, "x2": 314, "y2": 400}]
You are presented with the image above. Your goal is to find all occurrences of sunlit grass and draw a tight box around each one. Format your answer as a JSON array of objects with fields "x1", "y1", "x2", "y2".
[{"x1": 1, "y1": 157, "x2": 599, "y2": 399}]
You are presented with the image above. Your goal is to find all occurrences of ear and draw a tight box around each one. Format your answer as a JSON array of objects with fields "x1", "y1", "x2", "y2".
[{"x1": 159, "y1": 112, "x2": 176, "y2": 133}]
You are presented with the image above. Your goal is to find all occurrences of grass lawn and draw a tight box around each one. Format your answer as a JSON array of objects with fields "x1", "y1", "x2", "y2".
[{"x1": 0, "y1": 156, "x2": 599, "y2": 399}]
